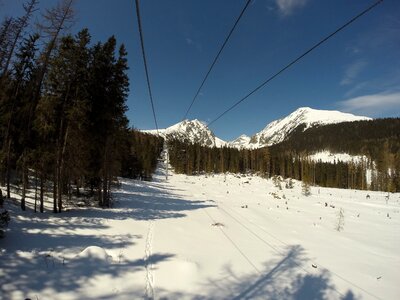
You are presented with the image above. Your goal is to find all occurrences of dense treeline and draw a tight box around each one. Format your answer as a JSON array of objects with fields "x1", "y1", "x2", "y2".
[
  {"x1": 0, "y1": 0, "x2": 163, "y2": 212},
  {"x1": 271, "y1": 118, "x2": 400, "y2": 191},
  {"x1": 168, "y1": 138, "x2": 270, "y2": 175},
  {"x1": 121, "y1": 131, "x2": 164, "y2": 180},
  {"x1": 272, "y1": 118, "x2": 400, "y2": 161},
  {"x1": 168, "y1": 118, "x2": 400, "y2": 192},
  {"x1": 168, "y1": 139, "x2": 372, "y2": 190}
]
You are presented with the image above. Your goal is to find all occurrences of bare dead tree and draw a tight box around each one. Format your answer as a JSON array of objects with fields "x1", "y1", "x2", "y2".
[
  {"x1": 0, "y1": 17, "x2": 14, "y2": 71},
  {"x1": 0, "y1": 0, "x2": 39, "y2": 79}
]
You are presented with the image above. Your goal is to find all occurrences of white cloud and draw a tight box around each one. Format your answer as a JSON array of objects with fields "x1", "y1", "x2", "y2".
[
  {"x1": 338, "y1": 92, "x2": 400, "y2": 116},
  {"x1": 276, "y1": 0, "x2": 308, "y2": 16},
  {"x1": 184, "y1": 37, "x2": 202, "y2": 51},
  {"x1": 185, "y1": 38, "x2": 193, "y2": 45},
  {"x1": 340, "y1": 59, "x2": 368, "y2": 86},
  {"x1": 344, "y1": 72, "x2": 400, "y2": 97}
]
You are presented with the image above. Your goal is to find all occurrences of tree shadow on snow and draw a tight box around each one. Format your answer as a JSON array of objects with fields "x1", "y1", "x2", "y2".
[
  {"x1": 201, "y1": 245, "x2": 359, "y2": 300},
  {"x1": 0, "y1": 201, "x2": 139, "y2": 253},
  {"x1": 103, "y1": 177, "x2": 215, "y2": 221},
  {"x1": 156, "y1": 246, "x2": 359, "y2": 300},
  {"x1": 0, "y1": 176, "x2": 214, "y2": 298},
  {"x1": 0, "y1": 249, "x2": 175, "y2": 299}
]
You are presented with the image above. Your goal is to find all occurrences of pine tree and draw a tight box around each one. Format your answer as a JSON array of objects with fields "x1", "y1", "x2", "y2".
[
  {"x1": 37, "y1": 29, "x2": 91, "y2": 212},
  {"x1": 87, "y1": 37, "x2": 129, "y2": 207},
  {"x1": 0, "y1": 33, "x2": 40, "y2": 202}
]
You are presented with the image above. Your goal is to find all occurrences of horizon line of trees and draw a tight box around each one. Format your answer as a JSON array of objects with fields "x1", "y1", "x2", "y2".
[{"x1": 167, "y1": 118, "x2": 400, "y2": 192}]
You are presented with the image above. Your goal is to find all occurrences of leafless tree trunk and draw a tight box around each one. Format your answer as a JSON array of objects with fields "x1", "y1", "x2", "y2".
[
  {"x1": 34, "y1": 169, "x2": 38, "y2": 212},
  {"x1": 39, "y1": 175, "x2": 44, "y2": 213},
  {"x1": 0, "y1": 17, "x2": 14, "y2": 70},
  {"x1": 21, "y1": 156, "x2": 28, "y2": 211},
  {"x1": 5, "y1": 139, "x2": 11, "y2": 198}
]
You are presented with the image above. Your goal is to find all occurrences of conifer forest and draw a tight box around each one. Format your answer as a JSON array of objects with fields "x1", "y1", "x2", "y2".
[{"x1": 0, "y1": 0, "x2": 163, "y2": 212}]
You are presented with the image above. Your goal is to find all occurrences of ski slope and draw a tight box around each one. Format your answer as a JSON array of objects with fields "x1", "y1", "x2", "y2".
[{"x1": 1, "y1": 163, "x2": 399, "y2": 299}]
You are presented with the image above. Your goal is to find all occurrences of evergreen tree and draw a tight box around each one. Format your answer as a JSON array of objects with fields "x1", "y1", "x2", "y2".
[{"x1": 0, "y1": 33, "x2": 40, "y2": 202}]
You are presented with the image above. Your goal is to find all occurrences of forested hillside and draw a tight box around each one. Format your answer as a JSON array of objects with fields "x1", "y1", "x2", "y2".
[
  {"x1": 168, "y1": 118, "x2": 400, "y2": 192},
  {"x1": 272, "y1": 118, "x2": 400, "y2": 160}
]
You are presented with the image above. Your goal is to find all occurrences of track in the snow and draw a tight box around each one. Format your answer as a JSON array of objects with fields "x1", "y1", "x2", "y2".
[{"x1": 144, "y1": 220, "x2": 155, "y2": 299}]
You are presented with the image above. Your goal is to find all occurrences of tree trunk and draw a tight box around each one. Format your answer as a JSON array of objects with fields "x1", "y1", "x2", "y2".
[
  {"x1": 21, "y1": 160, "x2": 27, "y2": 211},
  {"x1": 76, "y1": 181, "x2": 80, "y2": 197},
  {"x1": 97, "y1": 181, "x2": 102, "y2": 207},
  {"x1": 40, "y1": 175, "x2": 44, "y2": 213},
  {"x1": 6, "y1": 139, "x2": 11, "y2": 199},
  {"x1": 68, "y1": 180, "x2": 72, "y2": 202},
  {"x1": 103, "y1": 173, "x2": 108, "y2": 208},
  {"x1": 57, "y1": 124, "x2": 70, "y2": 213},
  {"x1": 34, "y1": 169, "x2": 38, "y2": 212},
  {"x1": 53, "y1": 168, "x2": 57, "y2": 213}
]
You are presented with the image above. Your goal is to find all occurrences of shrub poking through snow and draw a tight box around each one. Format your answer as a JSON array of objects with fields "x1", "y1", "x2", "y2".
[
  {"x1": 0, "y1": 209, "x2": 11, "y2": 238},
  {"x1": 211, "y1": 222, "x2": 224, "y2": 227},
  {"x1": 270, "y1": 192, "x2": 281, "y2": 199},
  {"x1": 302, "y1": 182, "x2": 311, "y2": 196},
  {"x1": 336, "y1": 208, "x2": 345, "y2": 232},
  {"x1": 272, "y1": 175, "x2": 281, "y2": 189},
  {"x1": 285, "y1": 178, "x2": 294, "y2": 189}
]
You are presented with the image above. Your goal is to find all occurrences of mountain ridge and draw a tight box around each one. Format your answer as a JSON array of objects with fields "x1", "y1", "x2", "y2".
[
  {"x1": 142, "y1": 107, "x2": 371, "y2": 148},
  {"x1": 242, "y1": 107, "x2": 371, "y2": 148}
]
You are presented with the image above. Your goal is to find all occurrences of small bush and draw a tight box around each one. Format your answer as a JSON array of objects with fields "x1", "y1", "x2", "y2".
[
  {"x1": 285, "y1": 178, "x2": 294, "y2": 189},
  {"x1": 302, "y1": 182, "x2": 311, "y2": 196},
  {"x1": 0, "y1": 209, "x2": 11, "y2": 238},
  {"x1": 336, "y1": 208, "x2": 345, "y2": 232}
]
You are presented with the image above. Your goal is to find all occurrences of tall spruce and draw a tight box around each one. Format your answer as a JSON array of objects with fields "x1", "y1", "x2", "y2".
[
  {"x1": 0, "y1": 33, "x2": 40, "y2": 201},
  {"x1": 87, "y1": 37, "x2": 129, "y2": 207}
]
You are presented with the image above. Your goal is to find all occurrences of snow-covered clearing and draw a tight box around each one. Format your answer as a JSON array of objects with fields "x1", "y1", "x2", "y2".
[
  {"x1": 1, "y1": 164, "x2": 399, "y2": 299},
  {"x1": 308, "y1": 151, "x2": 368, "y2": 164}
]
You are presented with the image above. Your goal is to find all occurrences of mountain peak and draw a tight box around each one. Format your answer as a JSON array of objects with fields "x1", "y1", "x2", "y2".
[
  {"x1": 295, "y1": 106, "x2": 313, "y2": 112},
  {"x1": 228, "y1": 134, "x2": 251, "y2": 149},
  {"x1": 143, "y1": 119, "x2": 225, "y2": 147}
]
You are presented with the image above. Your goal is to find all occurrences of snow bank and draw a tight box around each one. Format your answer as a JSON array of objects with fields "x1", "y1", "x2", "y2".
[{"x1": 74, "y1": 246, "x2": 112, "y2": 262}]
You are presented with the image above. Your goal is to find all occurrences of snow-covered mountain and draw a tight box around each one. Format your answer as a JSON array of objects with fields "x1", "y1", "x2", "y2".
[
  {"x1": 144, "y1": 107, "x2": 371, "y2": 149},
  {"x1": 144, "y1": 119, "x2": 226, "y2": 147},
  {"x1": 228, "y1": 134, "x2": 251, "y2": 149},
  {"x1": 232, "y1": 107, "x2": 371, "y2": 149}
]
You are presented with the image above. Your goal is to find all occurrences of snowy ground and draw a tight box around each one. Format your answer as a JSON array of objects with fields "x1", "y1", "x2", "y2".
[
  {"x1": 1, "y1": 164, "x2": 399, "y2": 300},
  {"x1": 308, "y1": 151, "x2": 367, "y2": 164}
]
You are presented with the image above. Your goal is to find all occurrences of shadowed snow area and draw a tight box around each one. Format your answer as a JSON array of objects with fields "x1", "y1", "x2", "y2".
[{"x1": 1, "y1": 161, "x2": 399, "y2": 299}]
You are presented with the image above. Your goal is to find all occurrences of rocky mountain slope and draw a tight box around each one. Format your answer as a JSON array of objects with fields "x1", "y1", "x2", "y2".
[
  {"x1": 241, "y1": 107, "x2": 371, "y2": 148},
  {"x1": 144, "y1": 108, "x2": 371, "y2": 149},
  {"x1": 144, "y1": 119, "x2": 226, "y2": 148}
]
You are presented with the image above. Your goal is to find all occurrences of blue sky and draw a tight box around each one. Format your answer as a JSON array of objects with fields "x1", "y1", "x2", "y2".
[{"x1": 1, "y1": 0, "x2": 399, "y2": 140}]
